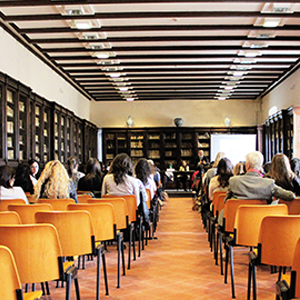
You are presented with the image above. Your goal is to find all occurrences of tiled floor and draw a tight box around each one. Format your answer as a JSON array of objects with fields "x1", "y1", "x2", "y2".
[{"x1": 40, "y1": 197, "x2": 278, "y2": 299}]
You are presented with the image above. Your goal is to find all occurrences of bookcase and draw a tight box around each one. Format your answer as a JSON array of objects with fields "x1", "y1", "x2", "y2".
[
  {"x1": 102, "y1": 127, "x2": 257, "y2": 170},
  {"x1": 0, "y1": 71, "x2": 98, "y2": 167}
]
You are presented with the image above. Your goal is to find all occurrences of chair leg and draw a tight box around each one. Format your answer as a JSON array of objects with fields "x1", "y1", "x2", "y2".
[
  {"x1": 132, "y1": 224, "x2": 136, "y2": 261},
  {"x1": 121, "y1": 239, "x2": 126, "y2": 276},
  {"x1": 229, "y1": 245, "x2": 236, "y2": 298},
  {"x1": 96, "y1": 248, "x2": 101, "y2": 300},
  {"x1": 74, "y1": 277, "x2": 80, "y2": 300},
  {"x1": 117, "y1": 234, "x2": 122, "y2": 288},
  {"x1": 45, "y1": 281, "x2": 50, "y2": 295},
  {"x1": 214, "y1": 225, "x2": 219, "y2": 265},
  {"x1": 138, "y1": 218, "x2": 142, "y2": 257},
  {"x1": 220, "y1": 231, "x2": 224, "y2": 275},
  {"x1": 224, "y1": 245, "x2": 229, "y2": 284},
  {"x1": 102, "y1": 252, "x2": 109, "y2": 296},
  {"x1": 253, "y1": 265, "x2": 257, "y2": 300},
  {"x1": 247, "y1": 263, "x2": 252, "y2": 300},
  {"x1": 128, "y1": 227, "x2": 132, "y2": 270},
  {"x1": 41, "y1": 282, "x2": 45, "y2": 295}
]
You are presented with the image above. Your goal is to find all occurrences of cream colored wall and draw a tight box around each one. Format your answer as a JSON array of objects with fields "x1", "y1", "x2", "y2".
[
  {"x1": 261, "y1": 67, "x2": 300, "y2": 122},
  {"x1": 90, "y1": 99, "x2": 260, "y2": 128},
  {"x1": 0, "y1": 27, "x2": 90, "y2": 120}
]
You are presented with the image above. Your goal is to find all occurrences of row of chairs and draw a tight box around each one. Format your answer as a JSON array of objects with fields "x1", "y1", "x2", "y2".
[
  {"x1": 0, "y1": 191, "x2": 160, "y2": 300},
  {"x1": 200, "y1": 191, "x2": 300, "y2": 300}
]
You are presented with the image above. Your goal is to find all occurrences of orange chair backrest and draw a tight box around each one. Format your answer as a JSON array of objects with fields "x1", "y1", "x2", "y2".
[
  {"x1": 35, "y1": 210, "x2": 94, "y2": 257},
  {"x1": 234, "y1": 204, "x2": 288, "y2": 247},
  {"x1": 292, "y1": 237, "x2": 300, "y2": 298},
  {"x1": 25, "y1": 194, "x2": 37, "y2": 204},
  {"x1": 145, "y1": 189, "x2": 152, "y2": 209},
  {"x1": 0, "y1": 211, "x2": 21, "y2": 225},
  {"x1": 77, "y1": 194, "x2": 93, "y2": 203},
  {"x1": 0, "y1": 224, "x2": 61, "y2": 284},
  {"x1": 0, "y1": 245, "x2": 21, "y2": 300},
  {"x1": 0, "y1": 199, "x2": 27, "y2": 211},
  {"x1": 223, "y1": 199, "x2": 268, "y2": 233},
  {"x1": 88, "y1": 198, "x2": 128, "y2": 230},
  {"x1": 8, "y1": 203, "x2": 53, "y2": 224},
  {"x1": 212, "y1": 191, "x2": 227, "y2": 217},
  {"x1": 279, "y1": 198, "x2": 300, "y2": 215},
  {"x1": 68, "y1": 203, "x2": 115, "y2": 241},
  {"x1": 38, "y1": 198, "x2": 75, "y2": 211},
  {"x1": 259, "y1": 215, "x2": 300, "y2": 266}
]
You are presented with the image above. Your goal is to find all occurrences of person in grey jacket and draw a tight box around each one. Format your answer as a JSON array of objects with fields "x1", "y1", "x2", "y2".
[{"x1": 225, "y1": 151, "x2": 295, "y2": 203}]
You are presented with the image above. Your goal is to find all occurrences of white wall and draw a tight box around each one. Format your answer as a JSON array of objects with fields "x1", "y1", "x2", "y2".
[
  {"x1": 90, "y1": 98, "x2": 260, "y2": 128},
  {"x1": 0, "y1": 27, "x2": 90, "y2": 120},
  {"x1": 261, "y1": 67, "x2": 300, "y2": 122}
]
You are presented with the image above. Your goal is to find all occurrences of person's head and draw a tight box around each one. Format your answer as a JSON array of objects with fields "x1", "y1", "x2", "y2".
[
  {"x1": 290, "y1": 158, "x2": 300, "y2": 177},
  {"x1": 15, "y1": 163, "x2": 31, "y2": 182},
  {"x1": 28, "y1": 159, "x2": 39, "y2": 177},
  {"x1": 34, "y1": 160, "x2": 70, "y2": 200},
  {"x1": 135, "y1": 158, "x2": 151, "y2": 185},
  {"x1": 66, "y1": 156, "x2": 79, "y2": 177},
  {"x1": 262, "y1": 162, "x2": 271, "y2": 175},
  {"x1": 182, "y1": 160, "x2": 187, "y2": 167},
  {"x1": 109, "y1": 153, "x2": 133, "y2": 185},
  {"x1": 148, "y1": 159, "x2": 156, "y2": 175},
  {"x1": 245, "y1": 151, "x2": 264, "y2": 171},
  {"x1": 198, "y1": 150, "x2": 204, "y2": 157},
  {"x1": 85, "y1": 158, "x2": 101, "y2": 177},
  {"x1": 271, "y1": 153, "x2": 293, "y2": 179},
  {"x1": 233, "y1": 162, "x2": 246, "y2": 176},
  {"x1": 0, "y1": 165, "x2": 16, "y2": 188},
  {"x1": 216, "y1": 158, "x2": 234, "y2": 188},
  {"x1": 212, "y1": 152, "x2": 226, "y2": 168}
]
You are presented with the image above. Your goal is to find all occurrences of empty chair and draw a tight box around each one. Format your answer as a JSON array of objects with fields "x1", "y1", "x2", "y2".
[
  {"x1": 248, "y1": 215, "x2": 300, "y2": 300},
  {"x1": 0, "y1": 199, "x2": 27, "y2": 211},
  {"x1": 0, "y1": 245, "x2": 42, "y2": 300},
  {"x1": 224, "y1": 204, "x2": 288, "y2": 298},
  {"x1": 0, "y1": 224, "x2": 78, "y2": 300},
  {"x1": 38, "y1": 198, "x2": 75, "y2": 210},
  {"x1": 0, "y1": 211, "x2": 21, "y2": 224},
  {"x1": 35, "y1": 210, "x2": 104, "y2": 300},
  {"x1": 279, "y1": 198, "x2": 300, "y2": 215},
  {"x1": 8, "y1": 203, "x2": 53, "y2": 224}
]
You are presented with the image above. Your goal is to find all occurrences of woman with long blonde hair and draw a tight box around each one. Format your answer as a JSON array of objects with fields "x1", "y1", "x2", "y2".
[
  {"x1": 270, "y1": 153, "x2": 300, "y2": 196},
  {"x1": 34, "y1": 160, "x2": 78, "y2": 202}
]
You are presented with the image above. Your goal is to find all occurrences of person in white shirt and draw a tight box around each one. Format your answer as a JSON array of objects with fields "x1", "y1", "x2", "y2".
[
  {"x1": 0, "y1": 165, "x2": 28, "y2": 204},
  {"x1": 101, "y1": 153, "x2": 140, "y2": 206}
]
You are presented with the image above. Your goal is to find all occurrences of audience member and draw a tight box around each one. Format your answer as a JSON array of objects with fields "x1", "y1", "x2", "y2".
[
  {"x1": 270, "y1": 153, "x2": 300, "y2": 196},
  {"x1": 208, "y1": 158, "x2": 233, "y2": 200},
  {"x1": 14, "y1": 163, "x2": 34, "y2": 194},
  {"x1": 66, "y1": 156, "x2": 85, "y2": 189},
  {"x1": 262, "y1": 161, "x2": 272, "y2": 178},
  {"x1": 34, "y1": 160, "x2": 78, "y2": 203},
  {"x1": 101, "y1": 153, "x2": 140, "y2": 206},
  {"x1": 233, "y1": 162, "x2": 246, "y2": 176},
  {"x1": 225, "y1": 151, "x2": 295, "y2": 202},
  {"x1": 28, "y1": 158, "x2": 40, "y2": 185},
  {"x1": 77, "y1": 158, "x2": 103, "y2": 198},
  {"x1": 177, "y1": 160, "x2": 189, "y2": 191},
  {"x1": 0, "y1": 165, "x2": 28, "y2": 203},
  {"x1": 291, "y1": 158, "x2": 300, "y2": 178}
]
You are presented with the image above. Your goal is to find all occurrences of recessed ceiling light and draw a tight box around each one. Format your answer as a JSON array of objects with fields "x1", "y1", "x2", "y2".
[
  {"x1": 126, "y1": 98, "x2": 135, "y2": 101},
  {"x1": 263, "y1": 18, "x2": 281, "y2": 28},
  {"x1": 74, "y1": 20, "x2": 92, "y2": 30}
]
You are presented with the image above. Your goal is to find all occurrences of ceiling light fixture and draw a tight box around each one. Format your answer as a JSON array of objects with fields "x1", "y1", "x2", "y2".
[{"x1": 262, "y1": 18, "x2": 281, "y2": 28}]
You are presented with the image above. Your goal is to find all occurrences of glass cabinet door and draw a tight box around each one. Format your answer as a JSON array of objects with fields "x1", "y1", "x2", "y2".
[
  {"x1": 6, "y1": 89, "x2": 16, "y2": 160},
  {"x1": 18, "y1": 94, "x2": 27, "y2": 161}
]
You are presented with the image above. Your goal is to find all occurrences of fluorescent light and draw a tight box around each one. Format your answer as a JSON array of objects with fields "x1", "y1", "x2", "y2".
[
  {"x1": 263, "y1": 18, "x2": 281, "y2": 28},
  {"x1": 96, "y1": 52, "x2": 109, "y2": 59},
  {"x1": 109, "y1": 73, "x2": 121, "y2": 78},
  {"x1": 126, "y1": 98, "x2": 135, "y2": 101},
  {"x1": 119, "y1": 87, "x2": 128, "y2": 91},
  {"x1": 74, "y1": 20, "x2": 92, "y2": 30},
  {"x1": 218, "y1": 97, "x2": 227, "y2": 101}
]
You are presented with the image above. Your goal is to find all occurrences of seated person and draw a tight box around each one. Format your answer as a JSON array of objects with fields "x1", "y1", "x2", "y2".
[
  {"x1": 66, "y1": 156, "x2": 85, "y2": 189},
  {"x1": 14, "y1": 163, "x2": 34, "y2": 195},
  {"x1": 177, "y1": 160, "x2": 189, "y2": 191},
  {"x1": 34, "y1": 160, "x2": 78, "y2": 203},
  {"x1": 0, "y1": 165, "x2": 28, "y2": 203}
]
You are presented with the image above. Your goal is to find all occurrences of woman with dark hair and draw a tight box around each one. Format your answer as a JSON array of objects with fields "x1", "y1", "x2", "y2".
[
  {"x1": 14, "y1": 163, "x2": 34, "y2": 194},
  {"x1": 291, "y1": 158, "x2": 300, "y2": 178},
  {"x1": 208, "y1": 157, "x2": 234, "y2": 200},
  {"x1": 270, "y1": 153, "x2": 300, "y2": 196},
  {"x1": 101, "y1": 153, "x2": 140, "y2": 205},
  {"x1": 28, "y1": 158, "x2": 40, "y2": 185},
  {"x1": 77, "y1": 158, "x2": 102, "y2": 197},
  {"x1": 66, "y1": 156, "x2": 85, "y2": 189},
  {"x1": 0, "y1": 165, "x2": 28, "y2": 203}
]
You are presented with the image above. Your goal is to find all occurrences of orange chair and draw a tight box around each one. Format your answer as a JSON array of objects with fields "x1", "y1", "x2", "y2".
[
  {"x1": 279, "y1": 198, "x2": 300, "y2": 215},
  {"x1": 25, "y1": 193, "x2": 36, "y2": 204},
  {"x1": 8, "y1": 203, "x2": 53, "y2": 224},
  {"x1": 0, "y1": 199, "x2": 27, "y2": 211},
  {"x1": 37, "y1": 198, "x2": 75, "y2": 210},
  {"x1": 248, "y1": 215, "x2": 300, "y2": 300},
  {"x1": 77, "y1": 194, "x2": 93, "y2": 203},
  {"x1": 145, "y1": 189, "x2": 152, "y2": 210},
  {"x1": 277, "y1": 236, "x2": 300, "y2": 299},
  {"x1": 0, "y1": 245, "x2": 42, "y2": 300},
  {"x1": 224, "y1": 204, "x2": 288, "y2": 298},
  {"x1": 88, "y1": 198, "x2": 128, "y2": 276},
  {"x1": 0, "y1": 224, "x2": 78, "y2": 300},
  {"x1": 0, "y1": 211, "x2": 21, "y2": 224},
  {"x1": 68, "y1": 203, "x2": 118, "y2": 293},
  {"x1": 35, "y1": 210, "x2": 103, "y2": 300}
]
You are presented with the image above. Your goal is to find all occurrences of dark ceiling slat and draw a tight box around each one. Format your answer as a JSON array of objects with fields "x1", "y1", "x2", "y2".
[
  {"x1": 41, "y1": 45, "x2": 300, "y2": 52},
  {"x1": 5, "y1": 11, "x2": 300, "y2": 21},
  {"x1": 18, "y1": 24, "x2": 300, "y2": 34},
  {"x1": 29, "y1": 36, "x2": 300, "y2": 44}
]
